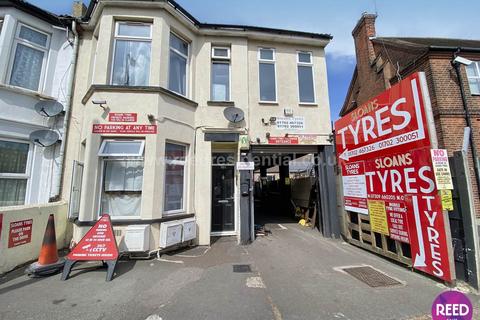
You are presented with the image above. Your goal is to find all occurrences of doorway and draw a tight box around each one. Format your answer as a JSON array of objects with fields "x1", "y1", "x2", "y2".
[{"x1": 211, "y1": 153, "x2": 235, "y2": 234}]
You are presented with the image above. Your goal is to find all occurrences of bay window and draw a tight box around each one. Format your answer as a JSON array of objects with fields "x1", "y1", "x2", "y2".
[
  {"x1": 211, "y1": 46, "x2": 231, "y2": 101},
  {"x1": 9, "y1": 24, "x2": 49, "y2": 91},
  {"x1": 164, "y1": 143, "x2": 187, "y2": 213},
  {"x1": 0, "y1": 139, "x2": 31, "y2": 207},
  {"x1": 111, "y1": 22, "x2": 152, "y2": 86},
  {"x1": 258, "y1": 48, "x2": 276, "y2": 102},
  {"x1": 99, "y1": 140, "x2": 145, "y2": 217},
  {"x1": 466, "y1": 61, "x2": 480, "y2": 95},
  {"x1": 297, "y1": 51, "x2": 315, "y2": 103},
  {"x1": 168, "y1": 33, "x2": 189, "y2": 96}
]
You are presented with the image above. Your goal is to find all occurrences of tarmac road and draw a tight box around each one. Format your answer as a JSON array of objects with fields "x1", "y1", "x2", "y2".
[{"x1": 0, "y1": 221, "x2": 478, "y2": 320}]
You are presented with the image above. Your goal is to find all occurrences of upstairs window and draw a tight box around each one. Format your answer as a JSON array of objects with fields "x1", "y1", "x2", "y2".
[
  {"x1": 0, "y1": 139, "x2": 31, "y2": 206},
  {"x1": 211, "y1": 46, "x2": 231, "y2": 101},
  {"x1": 297, "y1": 51, "x2": 315, "y2": 103},
  {"x1": 258, "y1": 48, "x2": 276, "y2": 102},
  {"x1": 466, "y1": 61, "x2": 480, "y2": 95},
  {"x1": 9, "y1": 24, "x2": 50, "y2": 91},
  {"x1": 111, "y1": 22, "x2": 152, "y2": 86},
  {"x1": 169, "y1": 33, "x2": 189, "y2": 96}
]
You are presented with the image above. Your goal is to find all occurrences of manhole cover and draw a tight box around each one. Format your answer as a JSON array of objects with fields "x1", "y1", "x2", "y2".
[
  {"x1": 233, "y1": 264, "x2": 252, "y2": 273},
  {"x1": 341, "y1": 266, "x2": 402, "y2": 287}
]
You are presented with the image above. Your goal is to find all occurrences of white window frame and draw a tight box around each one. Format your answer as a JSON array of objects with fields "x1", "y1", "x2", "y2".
[
  {"x1": 258, "y1": 47, "x2": 277, "y2": 103},
  {"x1": 98, "y1": 139, "x2": 145, "y2": 157},
  {"x1": 466, "y1": 61, "x2": 480, "y2": 95},
  {"x1": 211, "y1": 46, "x2": 231, "y2": 102},
  {"x1": 297, "y1": 51, "x2": 316, "y2": 104},
  {"x1": 110, "y1": 21, "x2": 152, "y2": 86},
  {"x1": 168, "y1": 31, "x2": 190, "y2": 97},
  {"x1": 7, "y1": 23, "x2": 50, "y2": 92},
  {"x1": 212, "y1": 46, "x2": 230, "y2": 60},
  {"x1": 163, "y1": 142, "x2": 188, "y2": 215},
  {"x1": 97, "y1": 139, "x2": 145, "y2": 219},
  {"x1": 0, "y1": 137, "x2": 33, "y2": 206}
]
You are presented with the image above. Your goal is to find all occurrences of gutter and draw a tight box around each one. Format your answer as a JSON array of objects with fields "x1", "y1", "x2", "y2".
[
  {"x1": 50, "y1": 20, "x2": 79, "y2": 201},
  {"x1": 429, "y1": 45, "x2": 480, "y2": 53}
]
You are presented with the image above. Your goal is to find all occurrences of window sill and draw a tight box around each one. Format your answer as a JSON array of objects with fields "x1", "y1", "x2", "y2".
[
  {"x1": 259, "y1": 101, "x2": 279, "y2": 105},
  {"x1": 73, "y1": 213, "x2": 195, "y2": 226},
  {"x1": 0, "y1": 82, "x2": 56, "y2": 101},
  {"x1": 81, "y1": 85, "x2": 198, "y2": 107},
  {"x1": 207, "y1": 100, "x2": 235, "y2": 106},
  {"x1": 299, "y1": 102, "x2": 318, "y2": 106}
]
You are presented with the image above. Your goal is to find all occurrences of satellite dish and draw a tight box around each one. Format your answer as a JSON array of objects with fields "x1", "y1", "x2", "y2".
[
  {"x1": 223, "y1": 107, "x2": 245, "y2": 123},
  {"x1": 29, "y1": 130, "x2": 60, "y2": 147},
  {"x1": 34, "y1": 100, "x2": 64, "y2": 117}
]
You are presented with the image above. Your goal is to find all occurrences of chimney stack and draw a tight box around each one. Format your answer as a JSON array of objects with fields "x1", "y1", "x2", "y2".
[
  {"x1": 72, "y1": 0, "x2": 87, "y2": 18},
  {"x1": 352, "y1": 13, "x2": 377, "y2": 75}
]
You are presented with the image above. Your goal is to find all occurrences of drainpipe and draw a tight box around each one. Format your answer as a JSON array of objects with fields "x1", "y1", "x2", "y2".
[
  {"x1": 452, "y1": 49, "x2": 480, "y2": 198},
  {"x1": 50, "y1": 19, "x2": 79, "y2": 201}
]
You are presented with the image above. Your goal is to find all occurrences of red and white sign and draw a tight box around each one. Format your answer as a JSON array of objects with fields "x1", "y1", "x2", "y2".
[
  {"x1": 67, "y1": 214, "x2": 118, "y2": 261},
  {"x1": 335, "y1": 73, "x2": 430, "y2": 163},
  {"x1": 92, "y1": 124, "x2": 157, "y2": 134},
  {"x1": 335, "y1": 73, "x2": 453, "y2": 282},
  {"x1": 341, "y1": 161, "x2": 368, "y2": 214},
  {"x1": 268, "y1": 137, "x2": 299, "y2": 144},
  {"x1": 108, "y1": 113, "x2": 137, "y2": 122},
  {"x1": 8, "y1": 219, "x2": 33, "y2": 248}
]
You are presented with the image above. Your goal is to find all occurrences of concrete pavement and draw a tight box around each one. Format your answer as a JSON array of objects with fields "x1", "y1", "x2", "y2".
[{"x1": 0, "y1": 222, "x2": 478, "y2": 320}]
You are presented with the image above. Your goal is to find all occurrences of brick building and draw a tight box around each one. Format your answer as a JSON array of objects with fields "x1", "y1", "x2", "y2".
[{"x1": 341, "y1": 13, "x2": 480, "y2": 219}]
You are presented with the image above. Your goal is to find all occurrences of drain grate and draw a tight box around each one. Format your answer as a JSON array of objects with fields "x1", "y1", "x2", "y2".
[
  {"x1": 341, "y1": 266, "x2": 402, "y2": 287},
  {"x1": 233, "y1": 264, "x2": 252, "y2": 273}
]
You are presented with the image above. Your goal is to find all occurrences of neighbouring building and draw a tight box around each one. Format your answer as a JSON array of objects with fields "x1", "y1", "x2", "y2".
[
  {"x1": 62, "y1": 0, "x2": 336, "y2": 252},
  {"x1": 341, "y1": 13, "x2": 480, "y2": 287},
  {"x1": 0, "y1": 0, "x2": 74, "y2": 206},
  {"x1": 0, "y1": 0, "x2": 76, "y2": 274}
]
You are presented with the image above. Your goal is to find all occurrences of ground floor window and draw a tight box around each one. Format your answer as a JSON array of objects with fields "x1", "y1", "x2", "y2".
[
  {"x1": 164, "y1": 142, "x2": 187, "y2": 214},
  {"x1": 98, "y1": 139, "x2": 144, "y2": 217},
  {"x1": 0, "y1": 139, "x2": 30, "y2": 206}
]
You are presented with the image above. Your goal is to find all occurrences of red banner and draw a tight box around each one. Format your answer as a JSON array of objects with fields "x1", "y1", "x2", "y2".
[
  {"x1": 268, "y1": 137, "x2": 299, "y2": 144},
  {"x1": 8, "y1": 219, "x2": 33, "y2": 248},
  {"x1": 335, "y1": 73, "x2": 452, "y2": 282},
  {"x1": 108, "y1": 113, "x2": 137, "y2": 122},
  {"x1": 67, "y1": 214, "x2": 118, "y2": 261},
  {"x1": 92, "y1": 124, "x2": 157, "y2": 134}
]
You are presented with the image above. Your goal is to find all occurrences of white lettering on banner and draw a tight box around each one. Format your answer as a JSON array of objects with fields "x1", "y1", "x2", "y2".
[{"x1": 339, "y1": 79, "x2": 425, "y2": 161}]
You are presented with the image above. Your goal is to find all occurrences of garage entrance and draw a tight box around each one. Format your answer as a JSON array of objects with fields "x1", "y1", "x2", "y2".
[{"x1": 239, "y1": 145, "x2": 339, "y2": 243}]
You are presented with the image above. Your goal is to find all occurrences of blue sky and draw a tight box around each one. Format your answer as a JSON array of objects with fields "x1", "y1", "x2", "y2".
[{"x1": 30, "y1": 0, "x2": 480, "y2": 119}]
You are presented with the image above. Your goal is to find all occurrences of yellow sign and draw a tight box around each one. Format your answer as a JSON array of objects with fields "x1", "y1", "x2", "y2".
[
  {"x1": 367, "y1": 200, "x2": 389, "y2": 235},
  {"x1": 440, "y1": 189, "x2": 454, "y2": 211}
]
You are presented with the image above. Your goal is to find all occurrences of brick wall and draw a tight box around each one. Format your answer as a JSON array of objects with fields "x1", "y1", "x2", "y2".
[{"x1": 429, "y1": 57, "x2": 480, "y2": 216}]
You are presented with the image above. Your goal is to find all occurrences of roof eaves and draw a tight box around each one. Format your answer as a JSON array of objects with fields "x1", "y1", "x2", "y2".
[{"x1": 0, "y1": 0, "x2": 65, "y2": 26}]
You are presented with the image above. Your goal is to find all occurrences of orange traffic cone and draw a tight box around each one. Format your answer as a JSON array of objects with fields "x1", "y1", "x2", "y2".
[{"x1": 25, "y1": 214, "x2": 65, "y2": 277}]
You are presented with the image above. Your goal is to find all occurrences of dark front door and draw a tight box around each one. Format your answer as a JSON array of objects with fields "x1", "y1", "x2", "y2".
[{"x1": 212, "y1": 165, "x2": 235, "y2": 232}]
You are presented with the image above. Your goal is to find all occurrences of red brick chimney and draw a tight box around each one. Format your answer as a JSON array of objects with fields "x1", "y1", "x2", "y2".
[{"x1": 352, "y1": 13, "x2": 377, "y2": 77}]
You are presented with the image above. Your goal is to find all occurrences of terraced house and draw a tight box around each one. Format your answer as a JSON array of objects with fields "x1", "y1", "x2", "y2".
[{"x1": 62, "y1": 0, "x2": 337, "y2": 252}]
